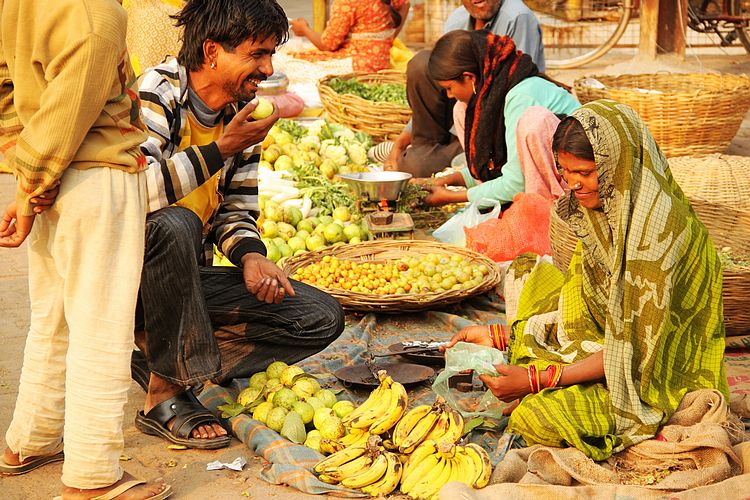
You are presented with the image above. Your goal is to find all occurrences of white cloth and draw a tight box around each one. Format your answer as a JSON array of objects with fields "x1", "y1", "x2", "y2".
[{"x1": 5, "y1": 167, "x2": 146, "y2": 488}]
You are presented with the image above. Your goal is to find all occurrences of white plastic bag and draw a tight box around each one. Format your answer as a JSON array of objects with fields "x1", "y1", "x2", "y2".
[{"x1": 432, "y1": 198, "x2": 502, "y2": 246}]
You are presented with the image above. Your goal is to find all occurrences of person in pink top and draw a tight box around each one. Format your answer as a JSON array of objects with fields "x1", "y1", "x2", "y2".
[{"x1": 291, "y1": 0, "x2": 410, "y2": 72}]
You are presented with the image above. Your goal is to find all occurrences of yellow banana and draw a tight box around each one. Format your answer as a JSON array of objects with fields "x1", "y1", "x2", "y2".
[
  {"x1": 322, "y1": 453, "x2": 374, "y2": 482},
  {"x1": 409, "y1": 455, "x2": 451, "y2": 499},
  {"x1": 360, "y1": 451, "x2": 402, "y2": 497},
  {"x1": 342, "y1": 378, "x2": 387, "y2": 425},
  {"x1": 369, "y1": 380, "x2": 407, "y2": 434},
  {"x1": 402, "y1": 439, "x2": 438, "y2": 479},
  {"x1": 381, "y1": 439, "x2": 398, "y2": 451},
  {"x1": 317, "y1": 473, "x2": 339, "y2": 484},
  {"x1": 319, "y1": 438, "x2": 345, "y2": 455},
  {"x1": 340, "y1": 452, "x2": 388, "y2": 489},
  {"x1": 439, "y1": 406, "x2": 464, "y2": 445},
  {"x1": 399, "y1": 409, "x2": 440, "y2": 453},
  {"x1": 400, "y1": 453, "x2": 439, "y2": 495},
  {"x1": 314, "y1": 445, "x2": 366, "y2": 473},
  {"x1": 451, "y1": 449, "x2": 478, "y2": 487},
  {"x1": 423, "y1": 407, "x2": 450, "y2": 443},
  {"x1": 393, "y1": 404, "x2": 432, "y2": 447},
  {"x1": 438, "y1": 441, "x2": 456, "y2": 459},
  {"x1": 349, "y1": 378, "x2": 394, "y2": 429},
  {"x1": 464, "y1": 443, "x2": 492, "y2": 488},
  {"x1": 339, "y1": 427, "x2": 368, "y2": 446}
]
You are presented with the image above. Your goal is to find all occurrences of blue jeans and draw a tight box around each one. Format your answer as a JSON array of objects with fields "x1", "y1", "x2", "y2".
[{"x1": 135, "y1": 207, "x2": 344, "y2": 386}]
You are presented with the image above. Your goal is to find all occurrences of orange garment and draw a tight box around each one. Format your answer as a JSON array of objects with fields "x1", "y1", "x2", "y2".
[{"x1": 294, "y1": 0, "x2": 406, "y2": 72}]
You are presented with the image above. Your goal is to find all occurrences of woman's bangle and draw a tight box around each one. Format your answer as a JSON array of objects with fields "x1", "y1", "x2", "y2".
[
  {"x1": 487, "y1": 324, "x2": 505, "y2": 350},
  {"x1": 527, "y1": 365, "x2": 541, "y2": 394},
  {"x1": 545, "y1": 364, "x2": 564, "y2": 389}
]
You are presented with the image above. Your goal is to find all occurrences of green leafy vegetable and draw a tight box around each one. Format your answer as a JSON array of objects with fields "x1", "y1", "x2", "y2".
[{"x1": 328, "y1": 78, "x2": 408, "y2": 105}]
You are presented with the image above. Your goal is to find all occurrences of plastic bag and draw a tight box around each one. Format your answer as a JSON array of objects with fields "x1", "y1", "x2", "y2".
[
  {"x1": 432, "y1": 198, "x2": 501, "y2": 246},
  {"x1": 465, "y1": 192, "x2": 554, "y2": 262},
  {"x1": 432, "y1": 342, "x2": 510, "y2": 419}
]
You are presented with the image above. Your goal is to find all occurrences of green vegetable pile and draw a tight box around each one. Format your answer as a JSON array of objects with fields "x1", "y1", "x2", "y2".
[
  {"x1": 719, "y1": 247, "x2": 750, "y2": 269},
  {"x1": 328, "y1": 78, "x2": 408, "y2": 105},
  {"x1": 290, "y1": 162, "x2": 357, "y2": 216}
]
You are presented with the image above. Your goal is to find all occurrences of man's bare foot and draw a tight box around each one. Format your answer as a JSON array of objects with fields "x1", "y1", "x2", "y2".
[
  {"x1": 145, "y1": 374, "x2": 227, "y2": 440},
  {"x1": 3, "y1": 445, "x2": 61, "y2": 466},
  {"x1": 61, "y1": 471, "x2": 168, "y2": 500}
]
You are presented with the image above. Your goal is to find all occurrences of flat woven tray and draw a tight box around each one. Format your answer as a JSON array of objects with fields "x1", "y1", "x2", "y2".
[
  {"x1": 317, "y1": 71, "x2": 411, "y2": 142},
  {"x1": 282, "y1": 240, "x2": 501, "y2": 312},
  {"x1": 574, "y1": 73, "x2": 750, "y2": 157}
]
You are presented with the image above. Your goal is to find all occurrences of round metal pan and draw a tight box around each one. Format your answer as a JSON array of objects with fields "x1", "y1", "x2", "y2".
[
  {"x1": 387, "y1": 343, "x2": 445, "y2": 366},
  {"x1": 334, "y1": 362, "x2": 435, "y2": 388}
]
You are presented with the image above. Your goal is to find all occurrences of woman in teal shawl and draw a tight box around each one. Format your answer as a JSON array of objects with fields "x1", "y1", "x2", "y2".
[{"x1": 446, "y1": 99, "x2": 727, "y2": 460}]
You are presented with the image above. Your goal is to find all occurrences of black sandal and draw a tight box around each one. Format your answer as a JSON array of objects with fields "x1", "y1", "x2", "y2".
[{"x1": 135, "y1": 391, "x2": 231, "y2": 450}]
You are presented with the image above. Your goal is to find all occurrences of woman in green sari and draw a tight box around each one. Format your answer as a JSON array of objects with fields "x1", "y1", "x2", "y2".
[{"x1": 445, "y1": 99, "x2": 727, "y2": 460}]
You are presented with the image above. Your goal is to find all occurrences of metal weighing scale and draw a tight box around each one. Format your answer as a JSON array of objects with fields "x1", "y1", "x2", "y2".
[{"x1": 336, "y1": 171, "x2": 415, "y2": 239}]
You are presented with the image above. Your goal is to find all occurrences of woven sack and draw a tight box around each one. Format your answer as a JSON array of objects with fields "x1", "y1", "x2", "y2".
[
  {"x1": 574, "y1": 73, "x2": 750, "y2": 157},
  {"x1": 317, "y1": 71, "x2": 411, "y2": 142}
]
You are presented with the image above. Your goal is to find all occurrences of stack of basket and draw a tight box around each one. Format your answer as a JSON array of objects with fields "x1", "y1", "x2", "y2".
[
  {"x1": 574, "y1": 73, "x2": 750, "y2": 157},
  {"x1": 669, "y1": 154, "x2": 750, "y2": 336},
  {"x1": 317, "y1": 71, "x2": 411, "y2": 142}
]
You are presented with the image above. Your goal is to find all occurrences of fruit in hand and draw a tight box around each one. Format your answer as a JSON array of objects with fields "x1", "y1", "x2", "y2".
[{"x1": 250, "y1": 97, "x2": 274, "y2": 120}]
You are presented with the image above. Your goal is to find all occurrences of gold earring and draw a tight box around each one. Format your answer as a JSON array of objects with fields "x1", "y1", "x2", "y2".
[
  {"x1": 472, "y1": 81, "x2": 476, "y2": 94},
  {"x1": 210, "y1": 61, "x2": 216, "y2": 69}
]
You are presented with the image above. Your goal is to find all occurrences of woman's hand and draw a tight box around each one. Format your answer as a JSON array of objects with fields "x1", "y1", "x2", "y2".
[
  {"x1": 290, "y1": 18, "x2": 310, "y2": 37},
  {"x1": 479, "y1": 364, "x2": 531, "y2": 402},
  {"x1": 423, "y1": 185, "x2": 468, "y2": 206},
  {"x1": 442, "y1": 325, "x2": 493, "y2": 351}
]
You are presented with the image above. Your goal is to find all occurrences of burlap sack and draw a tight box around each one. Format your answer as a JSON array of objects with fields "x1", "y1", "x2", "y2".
[{"x1": 472, "y1": 389, "x2": 750, "y2": 497}]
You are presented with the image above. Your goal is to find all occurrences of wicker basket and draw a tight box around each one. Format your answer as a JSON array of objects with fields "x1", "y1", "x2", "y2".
[
  {"x1": 723, "y1": 266, "x2": 750, "y2": 335},
  {"x1": 668, "y1": 154, "x2": 750, "y2": 256},
  {"x1": 317, "y1": 71, "x2": 412, "y2": 142},
  {"x1": 668, "y1": 154, "x2": 750, "y2": 335},
  {"x1": 573, "y1": 73, "x2": 750, "y2": 157},
  {"x1": 282, "y1": 240, "x2": 501, "y2": 312}
]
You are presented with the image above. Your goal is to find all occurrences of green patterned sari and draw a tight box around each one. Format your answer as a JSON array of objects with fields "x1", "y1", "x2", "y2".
[{"x1": 505, "y1": 100, "x2": 728, "y2": 460}]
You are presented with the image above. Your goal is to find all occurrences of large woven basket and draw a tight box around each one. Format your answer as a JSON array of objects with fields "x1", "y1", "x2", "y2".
[
  {"x1": 574, "y1": 73, "x2": 750, "y2": 157},
  {"x1": 668, "y1": 154, "x2": 750, "y2": 255},
  {"x1": 668, "y1": 154, "x2": 750, "y2": 335},
  {"x1": 282, "y1": 240, "x2": 501, "y2": 312},
  {"x1": 317, "y1": 71, "x2": 412, "y2": 142}
]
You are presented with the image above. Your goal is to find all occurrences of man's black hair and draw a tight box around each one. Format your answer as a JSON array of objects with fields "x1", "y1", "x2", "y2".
[{"x1": 172, "y1": 0, "x2": 289, "y2": 71}]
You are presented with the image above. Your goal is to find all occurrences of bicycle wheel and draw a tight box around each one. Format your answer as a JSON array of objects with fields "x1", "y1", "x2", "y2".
[
  {"x1": 528, "y1": 0, "x2": 633, "y2": 69},
  {"x1": 733, "y1": 0, "x2": 750, "y2": 53}
]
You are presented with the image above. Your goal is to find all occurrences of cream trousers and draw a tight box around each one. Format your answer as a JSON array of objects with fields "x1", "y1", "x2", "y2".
[{"x1": 5, "y1": 167, "x2": 146, "y2": 489}]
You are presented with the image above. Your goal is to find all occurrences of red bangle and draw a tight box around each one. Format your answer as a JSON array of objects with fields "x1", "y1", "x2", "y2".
[
  {"x1": 528, "y1": 365, "x2": 541, "y2": 394},
  {"x1": 488, "y1": 323, "x2": 505, "y2": 350}
]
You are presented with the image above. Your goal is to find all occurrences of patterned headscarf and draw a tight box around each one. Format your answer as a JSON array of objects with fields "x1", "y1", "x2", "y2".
[
  {"x1": 464, "y1": 31, "x2": 538, "y2": 182},
  {"x1": 556, "y1": 99, "x2": 728, "y2": 447}
]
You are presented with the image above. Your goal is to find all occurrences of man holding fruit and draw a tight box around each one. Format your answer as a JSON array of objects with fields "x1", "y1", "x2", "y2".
[{"x1": 132, "y1": 0, "x2": 345, "y2": 449}]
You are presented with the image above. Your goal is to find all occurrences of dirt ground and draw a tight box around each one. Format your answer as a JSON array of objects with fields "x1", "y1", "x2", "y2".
[{"x1": 2, "y1": 19, "x2": 750, "y2": 500}]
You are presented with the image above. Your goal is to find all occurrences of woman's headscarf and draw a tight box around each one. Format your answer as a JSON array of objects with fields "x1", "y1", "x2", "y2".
[
  {"x1": 463, "y1": 31, "x2": 538, "y2": 182},
  {"x1": 555, "y1": 99, "x2": 727, "y2": 448}
]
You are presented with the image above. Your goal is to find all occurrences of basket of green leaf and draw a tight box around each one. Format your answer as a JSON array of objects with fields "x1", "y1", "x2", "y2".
[{"x1": 318, "y1": 71, "x2": 411, "y2": 142}]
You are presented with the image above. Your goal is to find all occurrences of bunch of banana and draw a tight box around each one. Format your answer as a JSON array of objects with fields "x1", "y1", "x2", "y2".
[
  {"x1": 319, "y1": 430, "x2": 370, "y2": 455},
  {"x1": 343, "y1": 370, "x2": 408, "y2": 435},
  {"x1": 314, "y1": 435, "x2": 403, "y2": 496},
  {"x1": 393, "y1": 396, "x2": 464, "y2": 453},
  {"x1": 400, "y1": 441, "x2": 492, "y2": 499}
]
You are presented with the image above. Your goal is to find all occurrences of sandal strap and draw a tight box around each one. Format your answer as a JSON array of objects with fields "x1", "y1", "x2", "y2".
[
  {"x1": 145, "y1": 391, "x2": 221, "y2": 439},
  {"x1": 91, "y1": 479, "x2": 146, "y2": 500}
]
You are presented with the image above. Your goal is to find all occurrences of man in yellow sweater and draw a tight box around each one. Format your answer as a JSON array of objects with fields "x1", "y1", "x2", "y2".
[{"x1": 0, "y1": 0, "x2": 170, "y2": 498}]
